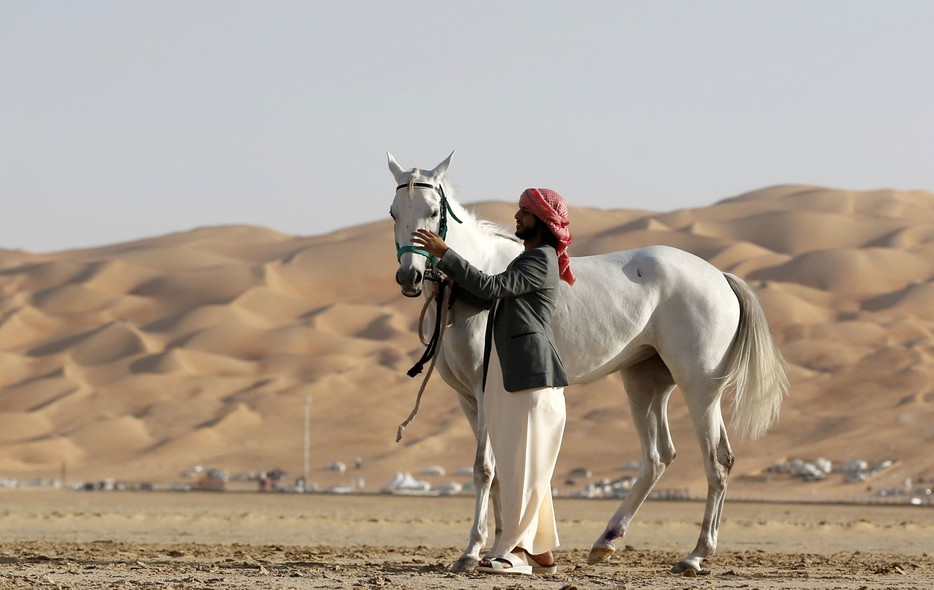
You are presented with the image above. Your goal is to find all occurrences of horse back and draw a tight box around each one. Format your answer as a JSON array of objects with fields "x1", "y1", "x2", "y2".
[{"x1": 554, "y1": 246, "x2": 740, "y2": 384}]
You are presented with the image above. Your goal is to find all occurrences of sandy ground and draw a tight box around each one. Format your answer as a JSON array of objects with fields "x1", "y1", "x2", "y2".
[{"x1": 0, "y1": 491, "x2": 931, "y2": 589}]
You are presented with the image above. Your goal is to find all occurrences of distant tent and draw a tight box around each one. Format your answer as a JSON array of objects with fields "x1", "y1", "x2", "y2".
[{"x1": 380, "y1": 472, "x2": 431, "y2": 494}]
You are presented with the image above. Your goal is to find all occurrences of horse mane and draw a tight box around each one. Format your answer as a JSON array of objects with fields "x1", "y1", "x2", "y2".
[
  {"x1": 435, "y1": 177, "x2": 521, "y2": 244},
  {"x1": 477, "y1": 220, "x2": 521, "y2": 243}
]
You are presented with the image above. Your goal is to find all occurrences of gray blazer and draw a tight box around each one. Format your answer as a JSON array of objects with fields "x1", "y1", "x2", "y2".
[{"x1": 438, "y1": 245, "x2": 568, "y2": 393}]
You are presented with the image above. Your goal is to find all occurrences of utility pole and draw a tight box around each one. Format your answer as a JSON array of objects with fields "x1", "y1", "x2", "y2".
[{"x1": 303, "y1": 395, "x2": 311, "y2": 492}]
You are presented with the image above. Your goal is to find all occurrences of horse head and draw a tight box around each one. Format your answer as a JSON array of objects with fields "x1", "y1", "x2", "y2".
[{"x1": 387, "y1": 151, "x2": 456, "y2": 297}]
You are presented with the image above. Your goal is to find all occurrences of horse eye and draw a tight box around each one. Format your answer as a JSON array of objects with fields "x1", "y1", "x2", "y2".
[{"x1": 430, "y1": 209, "x2": 439, "y2": 218}]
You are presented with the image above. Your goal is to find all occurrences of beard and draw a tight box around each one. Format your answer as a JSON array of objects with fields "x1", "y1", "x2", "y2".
[{"x1": 515, "y1": 224, "x2": 539, "y2": 240}]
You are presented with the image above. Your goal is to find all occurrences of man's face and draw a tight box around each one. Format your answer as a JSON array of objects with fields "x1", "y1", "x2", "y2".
[{"x1": 514, "y1": 206, "x2": 539, "y2": 240}]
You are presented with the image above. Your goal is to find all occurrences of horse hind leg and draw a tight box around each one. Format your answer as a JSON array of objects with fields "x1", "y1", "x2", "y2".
[
  {"x1": 589, "y1": 354, "x2": 676, "y2": 564},
  {"x1": 671, "y1": 392, "x2": 734, "y2": 574}
]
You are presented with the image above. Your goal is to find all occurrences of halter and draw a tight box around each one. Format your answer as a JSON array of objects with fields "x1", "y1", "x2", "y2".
[{"x1": 394, "y1": 182, "x2": 463, "y2": 267}]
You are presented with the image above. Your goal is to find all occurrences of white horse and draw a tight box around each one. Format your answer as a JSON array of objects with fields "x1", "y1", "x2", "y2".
[{"x1": 388, "y1": 152, "x2": 788, "y2": 574}]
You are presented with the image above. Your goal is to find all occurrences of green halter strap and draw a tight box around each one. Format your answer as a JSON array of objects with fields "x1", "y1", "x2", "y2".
[{"x1": 394, "y1": 182, "x2": 463, "y2": 267}]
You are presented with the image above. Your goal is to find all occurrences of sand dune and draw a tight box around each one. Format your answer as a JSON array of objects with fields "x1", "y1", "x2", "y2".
[
  {"x1": 68, "y1": 415, "x2": 155, "y2": 458},
  {"x1": 751, "y1": 248, "x2": 931, "y2": 296},
  {"x1": 688, "y1": 210, "x2": 910, "y2": 255},
  {"x1": 231, "y1": 287, "x2": 314, "y2": 324},
  {"x1": 0, "y1": 184, "x2": 932, "y2": 503},
  {"x1": 0, "y1": 305, "x2": 64, "y2": 349},
  {"x1": 863, "y1": 282, "x2": 934, "y2": 319}
]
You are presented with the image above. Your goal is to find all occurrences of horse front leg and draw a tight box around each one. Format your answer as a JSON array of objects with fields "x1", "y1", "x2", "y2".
[
  {"x1": 451, "y1": 389, "x2": 497, "y2": 572},
  {"x1": 452, "y1": 430, "x2": 497, "y2": 571}
]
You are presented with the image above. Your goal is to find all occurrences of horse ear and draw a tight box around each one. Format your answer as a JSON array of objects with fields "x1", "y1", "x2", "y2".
[
  {"x1": 387, "y1": 152, "x2": 406, "y2": 184},
  {"x1": 430, "y1": 150, "x2": 455, "y2": 179}
]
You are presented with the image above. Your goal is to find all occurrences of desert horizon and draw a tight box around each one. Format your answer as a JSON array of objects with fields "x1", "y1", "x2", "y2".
[{"x1": 1, "y1": 183, "x2": 933, "y2": 506}]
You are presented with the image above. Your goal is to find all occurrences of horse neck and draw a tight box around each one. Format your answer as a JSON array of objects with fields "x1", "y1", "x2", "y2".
[{"x1": 441, "y1": 189, "x2": 520, "y2": 274}]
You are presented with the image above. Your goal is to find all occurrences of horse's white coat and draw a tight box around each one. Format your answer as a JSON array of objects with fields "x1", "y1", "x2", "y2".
[{"x1": 388, "y1": 153, "x2": 789, "y2": 573}]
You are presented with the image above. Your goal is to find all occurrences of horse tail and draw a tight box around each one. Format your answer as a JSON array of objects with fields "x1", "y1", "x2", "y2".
[{"x1": 718, "y1": 273, "x2": 789, "y2": 440}]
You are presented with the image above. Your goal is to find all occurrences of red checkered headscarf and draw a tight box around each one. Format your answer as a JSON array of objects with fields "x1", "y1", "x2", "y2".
[{"x1": 519, "y1": 188, "x2": 575, "y2": 285}]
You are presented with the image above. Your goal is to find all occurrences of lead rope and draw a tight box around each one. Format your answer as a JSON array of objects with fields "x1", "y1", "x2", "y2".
[
  {"x1": 396, "y1": 279, "x2": 451, "y2": 442},
  {"x1": 415, "y1": 288, "x2": 436, "y2": 346}
]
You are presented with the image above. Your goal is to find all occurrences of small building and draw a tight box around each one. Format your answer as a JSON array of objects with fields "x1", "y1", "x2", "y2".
[{"x1": 192, "y1": 476, "x2": 226, "y2": 492}]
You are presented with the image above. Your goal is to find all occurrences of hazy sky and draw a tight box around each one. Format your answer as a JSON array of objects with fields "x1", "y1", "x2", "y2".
[{"x1": 2, "y1": 1, "x2": 932, "y2": 253}]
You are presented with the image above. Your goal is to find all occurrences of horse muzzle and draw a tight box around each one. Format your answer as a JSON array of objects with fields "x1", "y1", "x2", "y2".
[{"x1": 396, "y1": 267, "x2": 424, "y2": 297}]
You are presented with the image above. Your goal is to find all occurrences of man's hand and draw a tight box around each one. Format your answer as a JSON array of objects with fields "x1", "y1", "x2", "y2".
[{"x1": 411, "y1": 229, "x2": 449, "y2": 259}]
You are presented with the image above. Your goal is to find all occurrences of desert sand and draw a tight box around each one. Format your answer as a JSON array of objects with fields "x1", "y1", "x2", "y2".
[
  {"x1": 1, "y1": 490, "x2": 932, "y2": 589},
  {"x1": 2, "y1": 184, "x2": 933, "y2": 503}
]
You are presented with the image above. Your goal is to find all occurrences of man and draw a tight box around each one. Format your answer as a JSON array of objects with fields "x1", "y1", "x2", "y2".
[{"x1": 412, "y1": 188, "x2": 574, "y2": 575}]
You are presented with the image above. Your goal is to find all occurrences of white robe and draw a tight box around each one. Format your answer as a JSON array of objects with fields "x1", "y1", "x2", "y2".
[{"x1": 484, "y1": 338, "x2": 567, "y2": 557}]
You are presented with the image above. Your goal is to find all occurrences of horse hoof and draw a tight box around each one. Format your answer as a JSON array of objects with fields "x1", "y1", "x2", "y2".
[
  {"x1": 587, "y1": 544, "x2": 615, "y2": 565},
  {"x1": 451, "y1": 556, "x2": 479, "y2": 572},
  {"x1": 671, "y1": 558, "x2": 702, "y2": 575}
]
